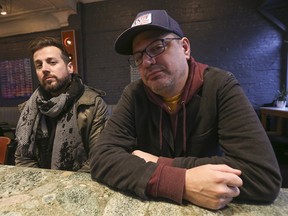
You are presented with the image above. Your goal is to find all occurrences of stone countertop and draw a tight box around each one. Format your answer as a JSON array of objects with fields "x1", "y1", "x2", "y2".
[{"x1": 0, "y1": 165, "x2": 287, "y2": 216}]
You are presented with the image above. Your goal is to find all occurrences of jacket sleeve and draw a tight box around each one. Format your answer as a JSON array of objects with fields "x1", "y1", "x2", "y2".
[
  {"x1": 79, "y1": 95, "x2": 109, "y2": 173},
  {"x1": 14, "y1": 145, "x2": 39, "y2": 168},
  {"x1": 172, "y1": 70, "x2": 282, "y2": 203},
  {"x1": 90, "y1": 86, "x2": 158, "y2": 200}
]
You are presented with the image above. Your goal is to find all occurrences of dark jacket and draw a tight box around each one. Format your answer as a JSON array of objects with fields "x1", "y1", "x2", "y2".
[{"x1": 90, "y1": 66, "x2": 281, "y2": 203}]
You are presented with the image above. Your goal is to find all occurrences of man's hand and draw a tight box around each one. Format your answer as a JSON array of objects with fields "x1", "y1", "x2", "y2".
[
  {"x1": 132, "y1": 150, "x2": 159, "y2": 163},
  {"x1": 184, "y1": 164, "x2": 242, "y2": 210}
]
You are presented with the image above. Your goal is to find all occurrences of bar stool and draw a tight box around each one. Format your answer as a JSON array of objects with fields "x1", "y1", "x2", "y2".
[{"x1": 0, "y1": 136, "x2": 11, "y2": 164}]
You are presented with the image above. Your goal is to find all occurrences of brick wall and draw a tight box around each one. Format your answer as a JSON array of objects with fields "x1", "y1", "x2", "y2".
[
  {"x1": 81, "y1": 0, "x2": 284, "y2": 108},
  {"x1": 0, "y1": 0, "x2": 284, "y2": 109}
]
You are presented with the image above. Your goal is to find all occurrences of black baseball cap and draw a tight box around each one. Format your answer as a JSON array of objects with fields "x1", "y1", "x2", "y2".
[{"x1": 114, "y1": 10, "x2": 184, "y2": 55}]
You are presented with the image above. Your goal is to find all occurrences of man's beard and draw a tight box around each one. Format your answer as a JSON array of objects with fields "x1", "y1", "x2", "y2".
[{"x1": 42, "y1": 75, "x2": 71, "y2": 94}]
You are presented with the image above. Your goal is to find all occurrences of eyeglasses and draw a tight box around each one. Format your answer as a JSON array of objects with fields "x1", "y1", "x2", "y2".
[{"x1": 128, "y1": 37, "x2": 181, "y2": 68}]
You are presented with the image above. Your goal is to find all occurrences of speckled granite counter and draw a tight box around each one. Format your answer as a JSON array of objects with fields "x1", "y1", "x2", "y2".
[{"x1": 0, "y1": 165, "x2": 287, "y2": 216}]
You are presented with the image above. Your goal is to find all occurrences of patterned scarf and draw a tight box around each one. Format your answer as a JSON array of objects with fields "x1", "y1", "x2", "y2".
[{"x1": 16, "y1": 75, "x2": 86, "y2": 171}]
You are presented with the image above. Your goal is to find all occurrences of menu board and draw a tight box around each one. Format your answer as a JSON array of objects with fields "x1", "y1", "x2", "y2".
[{"x1": 0, "y1": 58, "x2": 33, "y2": 99}]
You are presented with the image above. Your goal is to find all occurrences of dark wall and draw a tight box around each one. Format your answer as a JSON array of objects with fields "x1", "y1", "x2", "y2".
[
  {"x1": 0, "y1": 30, "x2": 61, "y2": 106},
  {"x1": 81, "y1": 0, "x2": 284, "y2": 107},
  {"x1": 0, "y1": 0, "x2": 285, "y2": 108}
]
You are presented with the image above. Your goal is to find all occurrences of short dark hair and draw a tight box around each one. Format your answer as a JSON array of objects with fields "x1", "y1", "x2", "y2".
[{"x1": 28, "y1": 36, "x2": 71, "y2": 64}]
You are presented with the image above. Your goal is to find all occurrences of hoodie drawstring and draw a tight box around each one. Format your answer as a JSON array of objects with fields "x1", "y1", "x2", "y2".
[
  {"x1": 181, "y1": 101, "x2": 187, "y2": 154},
  {"x1": 159, "y1": 107, "x2": 163, "y2": 150}
]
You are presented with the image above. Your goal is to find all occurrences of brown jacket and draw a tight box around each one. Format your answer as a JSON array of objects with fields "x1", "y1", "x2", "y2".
[{"x1": 15, "y1": 86, "x2": 108, "y2": 172}]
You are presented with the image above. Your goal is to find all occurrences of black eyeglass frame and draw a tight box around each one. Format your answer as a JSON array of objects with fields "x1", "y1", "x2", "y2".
[{"x1": 128, "y1": 37, "x2": 181, "y2": 68}]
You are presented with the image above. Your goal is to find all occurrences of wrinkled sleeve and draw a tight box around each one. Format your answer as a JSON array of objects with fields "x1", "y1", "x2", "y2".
[
  {"x1": 146, "y1": 164, "x2": 185, "y2": 203},
  {"x1": 171, "y1": 71, "x2": 282, "y2": 203},
  {"x1": 15, "y1": 146, "x2": 39, "y2": 168},
  {"x1": 90, "y1": 86, "x2": 158, "y2": 199},
  {"x1": 79, "y1": 95, "x2": 109, "y2": 173}
]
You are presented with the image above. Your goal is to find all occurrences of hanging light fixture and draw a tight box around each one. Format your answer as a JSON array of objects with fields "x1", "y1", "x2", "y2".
[
  {"x1": 0, "y1": 0, "x2": 11, "y2": 16},
  {"x1": 0, "y1": 4, "x2": 7, "y2": 15}
]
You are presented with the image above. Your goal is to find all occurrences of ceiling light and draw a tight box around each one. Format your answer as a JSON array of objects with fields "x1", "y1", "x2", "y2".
[{"x1": 0, "y1": 4, "x2": 7, "y2": 15}]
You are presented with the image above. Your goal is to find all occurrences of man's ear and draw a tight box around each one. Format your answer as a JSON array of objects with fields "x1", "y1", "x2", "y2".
[
  {"x1": 181, "y1": 37, "x2": 191, "y2": 60},
  {"x1": 67, "y1": 61, "x2": 74, "y2": 74}
]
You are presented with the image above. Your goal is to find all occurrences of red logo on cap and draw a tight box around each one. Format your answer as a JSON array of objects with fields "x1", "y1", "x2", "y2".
[{"x1": 132, "y1": 13, "x2": 152, "y2": 27}]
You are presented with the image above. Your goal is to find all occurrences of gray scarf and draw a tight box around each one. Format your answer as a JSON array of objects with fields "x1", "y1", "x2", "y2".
[{"x1": 16, "y1": 75, "x2": 86, "y2": 171}]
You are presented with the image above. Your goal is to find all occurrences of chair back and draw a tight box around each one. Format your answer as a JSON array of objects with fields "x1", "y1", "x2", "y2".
[{"x1": 0, "y1": 136, "x2": 11, "y2": 164}]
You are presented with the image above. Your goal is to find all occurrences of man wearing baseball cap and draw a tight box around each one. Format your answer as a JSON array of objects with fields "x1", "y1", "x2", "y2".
[{"x1": 90, "y1": 10, "x2": 281, "y2": 210}]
